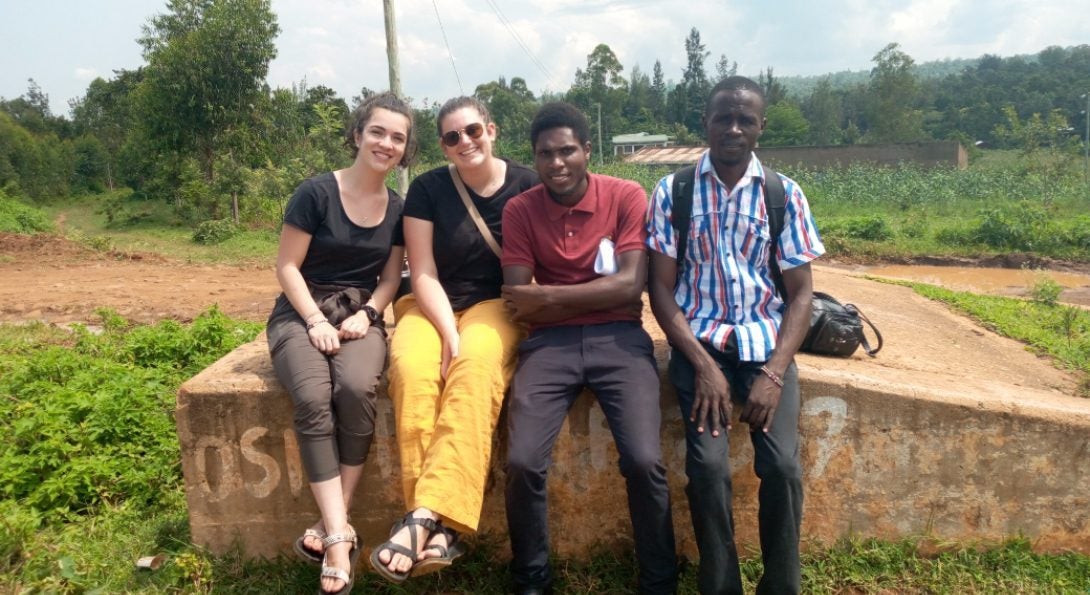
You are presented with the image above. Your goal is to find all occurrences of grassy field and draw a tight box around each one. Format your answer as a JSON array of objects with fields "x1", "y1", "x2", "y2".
[
  {"x1": 1, "y1": 305, "x2": 1089, "y2": 593},
  {"x1": 26, "y1": 150, "x2": 1090, "y2": 269},
  {"x1": 3, "y1": 153, "x2": 1089, "y2": 592}
]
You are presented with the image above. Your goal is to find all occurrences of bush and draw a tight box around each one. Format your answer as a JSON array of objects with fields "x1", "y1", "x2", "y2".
[
  {"x1": 192, "y1": 218, "x2": 239, "y2": 245},
  {"x1": 0, "y1": 187, "x2": 53, "y2": 234},
  {"x1": 843, "y1": 216, "x2": 893, "y2": 241},
  {"x1": 0, "y1": 308, "x2": 260, "y2": 519}
]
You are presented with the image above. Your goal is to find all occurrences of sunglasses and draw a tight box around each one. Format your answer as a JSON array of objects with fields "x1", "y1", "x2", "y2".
[{"x1": 441, "y1": 122, "x2": 485, "y2": 147}]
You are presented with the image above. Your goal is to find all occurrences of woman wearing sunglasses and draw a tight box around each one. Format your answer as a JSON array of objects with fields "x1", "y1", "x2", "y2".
[
  {"x1": 370, "y1": 96, "x2": 538, "y2": 583},
  {"x1": 267, "y1": 92, "x2": 415, "y2": 595}
]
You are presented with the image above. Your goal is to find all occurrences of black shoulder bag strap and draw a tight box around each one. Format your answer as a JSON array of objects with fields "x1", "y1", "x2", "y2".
[
  {"x1": 763, "y1": 167, "x2": 788, "y2": 300},
  {"x1": 670, "y1": 164, "x2": 787, "y2": 295},
  {"x1": 670, "y1": 165, "x2": 697, "y2": 273}
]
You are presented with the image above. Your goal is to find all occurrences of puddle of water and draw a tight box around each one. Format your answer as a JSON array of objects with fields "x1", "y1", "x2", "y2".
[{"x1": 862, "y1": 265, "x2": 1090, "y2": 307}]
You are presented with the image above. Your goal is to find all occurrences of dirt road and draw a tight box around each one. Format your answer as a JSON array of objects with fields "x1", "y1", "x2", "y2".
[
  {"x1": 0, "y1": 233, "x2": 280, "y2": 325},
  {"x1": 2, "y1": 232, "x2": 1089, "y2": 328}
]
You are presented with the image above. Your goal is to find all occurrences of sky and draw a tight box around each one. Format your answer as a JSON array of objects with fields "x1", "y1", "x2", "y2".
[{"x1": 2, "y1": 0, "x2": 1089, "y2": 116}]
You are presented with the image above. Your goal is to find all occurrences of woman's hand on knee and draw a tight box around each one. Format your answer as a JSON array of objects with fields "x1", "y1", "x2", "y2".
[{"x1": 307, "y1": 321, "x2": 341, "y2": 354}]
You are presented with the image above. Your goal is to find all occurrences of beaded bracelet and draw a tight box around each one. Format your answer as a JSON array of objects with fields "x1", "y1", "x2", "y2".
[
  {"x1": 759, "y1": 365, "x2": 785, "y2": 388},
  {"x1": 305, "y1": 319, "x2": 330, "y2": 331}
]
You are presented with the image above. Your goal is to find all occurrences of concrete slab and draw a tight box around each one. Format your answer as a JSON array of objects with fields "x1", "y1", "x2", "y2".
[{"x1": 175, "y1": 265, "x2": 1090, "y2": 560}]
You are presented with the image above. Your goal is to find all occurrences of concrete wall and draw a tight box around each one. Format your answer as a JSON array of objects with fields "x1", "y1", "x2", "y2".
[{"x1": 176, "y1": 289, "x2": 1090, "y2": 560}]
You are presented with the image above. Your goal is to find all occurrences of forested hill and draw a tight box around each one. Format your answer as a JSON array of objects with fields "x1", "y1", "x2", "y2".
[
  {"x1": 1, "y1": 0, "x2": 1087, "y2": 232},
  {"x1": 780, "y1": 56, "x2": 982, "y2": 97}
]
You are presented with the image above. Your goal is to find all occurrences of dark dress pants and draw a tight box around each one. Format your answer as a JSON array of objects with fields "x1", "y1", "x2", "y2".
[
  {"x1": 505, "y1": 322, "x2": 678, "y2": 594},
  {"x1": 669, "y1": 342, "x2": 803, "y2": 595}
]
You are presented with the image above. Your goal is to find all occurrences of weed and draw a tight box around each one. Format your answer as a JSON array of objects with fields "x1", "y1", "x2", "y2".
[
  {"x1": 192, "y1": 218, "x2": 240, "y2": 245},
  {"x1": 1030, "y1": 275, "x2": 1064, "y2": 306}
]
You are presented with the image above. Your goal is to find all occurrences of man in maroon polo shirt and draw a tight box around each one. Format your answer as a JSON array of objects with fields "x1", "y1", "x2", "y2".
[{"x1": 500, "y1": 102, "x2": 677, "y2": 595}]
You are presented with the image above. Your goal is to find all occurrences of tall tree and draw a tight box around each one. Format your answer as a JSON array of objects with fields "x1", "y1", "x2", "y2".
[
  {"x1": 568, "y1": 43, "x2": 627, "y2": 157},
  {"x1": 70, "y1": 70, "x2": 143, "y2": 189},
  {"x1": 650, "y1": 60, "x2": 667, "y2": 121},
  {"x1": 759, "y1": 67, "x2": 787, "y2": 105},
  {"x1": 136, "y1": 0, "x2": 279, "y2": 182},
  {"x1": 476, "y1": 76, "x2": 537, "y2": 163},
  {"x1": 762, "y1": 101, "x2": 810, "y2": 146},
  {"x1": 802, "y1": 77, "x2": 843, "y2": 145},
  {"x1": 865, "y1": 42, "x2": 924, "y2": 142},
  {"x1": 715, "y1": 54, "x2": 737, "y2": 82},
  {"x1": 681, "y1": 28, "x2": 710, "y2": 133},
  {"x1": 624, "y1": 64, "x2": 656, "y2": 131}
]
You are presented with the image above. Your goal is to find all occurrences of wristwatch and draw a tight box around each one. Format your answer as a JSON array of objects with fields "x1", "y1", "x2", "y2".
[{"x1": 362, "y1": 305, "x2": 380, "y2": 323}]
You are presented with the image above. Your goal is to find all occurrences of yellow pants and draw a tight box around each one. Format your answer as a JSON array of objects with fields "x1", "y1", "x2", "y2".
[{"x1": 388, "y1": 295, "x2": 524, "y2": 534}]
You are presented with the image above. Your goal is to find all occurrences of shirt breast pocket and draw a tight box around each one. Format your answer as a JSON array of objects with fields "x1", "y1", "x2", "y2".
[
  {"x1": 738, "y1": 214, "x2": 772, "y2": 264},
  {"x1": 688, "y1": 215, "x2": 715, "y2": 264}
]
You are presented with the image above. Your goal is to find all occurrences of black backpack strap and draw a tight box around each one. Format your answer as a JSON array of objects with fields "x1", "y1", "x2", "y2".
[
  {"x1": 670, "y1": 165, "x2": 697, "y2": 275},
  {"x1": 762, "y1": 167, "x2": 788, "y2": 300}
]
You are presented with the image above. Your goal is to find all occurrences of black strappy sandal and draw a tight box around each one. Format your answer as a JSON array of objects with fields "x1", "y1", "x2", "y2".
[
  {"x1": 367, "y1": 513, "x2": 438, "y2": 584},
  {"x1": 411, "y1": 522, "x2": 466, "y2": 577}
]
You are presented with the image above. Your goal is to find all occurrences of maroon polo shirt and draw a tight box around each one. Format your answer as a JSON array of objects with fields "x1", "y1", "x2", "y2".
[{"x1": 502, "y1": 173, "x2": 648, "y2": 328}]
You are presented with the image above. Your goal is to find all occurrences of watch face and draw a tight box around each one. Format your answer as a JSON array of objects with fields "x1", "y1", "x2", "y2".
[{"x1": 365, "y1": 306, "x2": 379, "y2": 322}]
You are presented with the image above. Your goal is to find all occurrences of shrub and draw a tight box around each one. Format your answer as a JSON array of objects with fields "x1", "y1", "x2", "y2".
[
  {"x1": 0, "y1": 187, "x2": 53, "y2": 234},
  {"x1": 0, "y1": 308, "x2": 260, "y2": 519},
  {"x1": 1030, "y1": 275, "x2": 1063, "y2": 306},
  {"x1": 192, "y1": 218, "x2": 239, "y2": 245},
  {"x1": 843, "y1": 216, "x2": 893, "y2": 241}
]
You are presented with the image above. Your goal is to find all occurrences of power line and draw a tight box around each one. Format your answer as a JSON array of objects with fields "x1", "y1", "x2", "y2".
[
  {"x1": 482, "y1": 0, "x2": 555, "y2": 87},
  {"x1": 431, "y1": 0, "x2": 464, "y2": 95}
]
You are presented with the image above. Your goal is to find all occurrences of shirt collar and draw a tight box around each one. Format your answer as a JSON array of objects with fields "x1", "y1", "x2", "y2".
[
  {"x1": 698, "y1": 150, "x2": 765, "y2": 191},
  {"x1": 542, "y1": 173, "x2": 599, "y2": 221}
]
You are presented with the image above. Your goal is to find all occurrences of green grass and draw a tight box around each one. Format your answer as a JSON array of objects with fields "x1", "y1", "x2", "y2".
[
  {"x1": 43, "y1": 191, "x2": 278, "y2": 266},
  {"x1": 879, "y1": 278, "x2": 1090, "y2": 395},
  {"x1": 2, "y1": 313, "x2": 1089, "y2": 593}
]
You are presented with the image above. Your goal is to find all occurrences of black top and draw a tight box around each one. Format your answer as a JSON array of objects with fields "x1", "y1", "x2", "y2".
[
  {"x1": 401, "y1": 158, "x2": 538, "y2": 311},
  {"x1": 283, "y1": 172, "x2": 404, "y2": 290}
]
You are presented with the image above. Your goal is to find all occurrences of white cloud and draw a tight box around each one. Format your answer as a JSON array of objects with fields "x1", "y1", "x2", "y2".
[{"x1": 73, "y1": 67, "x2": 98, "y2": 81}]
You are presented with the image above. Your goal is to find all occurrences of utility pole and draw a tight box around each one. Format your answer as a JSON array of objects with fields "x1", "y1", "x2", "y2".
[{"x1": 383, "y1": 0, "x2": 408, "y2": 195}]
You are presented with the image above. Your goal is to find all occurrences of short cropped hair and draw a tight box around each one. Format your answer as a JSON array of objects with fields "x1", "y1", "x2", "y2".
[
  {"x1": 530, "y1": 102, "x2": 591, "y2": 149},
  {"x1": 705, "y1": 76, "x2": 767, "y2": 116}
]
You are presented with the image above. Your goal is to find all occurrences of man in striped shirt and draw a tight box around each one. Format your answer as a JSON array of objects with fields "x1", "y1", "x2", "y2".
[{"x1": 646, "y1": 76, "x2": 825, "y2": 594}]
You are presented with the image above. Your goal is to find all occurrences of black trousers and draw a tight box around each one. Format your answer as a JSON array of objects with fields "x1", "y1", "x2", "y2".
[
  {"x1": 505, "y1": 322, "x2": 678, "y2": 594},
  {"x1": 669, "y1": 342, "x2": 803, "y2": 595}
]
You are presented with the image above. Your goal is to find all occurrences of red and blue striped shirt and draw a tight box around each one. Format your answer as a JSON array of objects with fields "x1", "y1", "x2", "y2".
[{"x1": 646, "y1": 152, "x2": 825, "y2": 362}]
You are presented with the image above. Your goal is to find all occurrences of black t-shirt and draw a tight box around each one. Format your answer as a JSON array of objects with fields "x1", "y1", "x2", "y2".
[
  {"x1": 283, "y1": 172, "x2": 404, "y2": 290},
  {"x1": 401, "y1": 159, "x2": 538, "y2": 311}
]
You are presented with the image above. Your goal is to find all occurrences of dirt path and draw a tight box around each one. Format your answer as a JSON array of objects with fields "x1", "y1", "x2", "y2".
[
  {"x1": 0, "y1": 234, "x2": 280, "y2": 325},
  {"x1": 3, "y1": 233, "x2": 1090, "y2": 328}
]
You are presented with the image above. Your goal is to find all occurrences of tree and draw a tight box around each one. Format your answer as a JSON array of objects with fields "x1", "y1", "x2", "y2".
[
  {"x1": 624, "y1": 65, "x2": 657, "y2": 131},
  {"x1": 803, "y1": 77, "x2": 843, "y2": 145},
  {"x1": 136, "y1": 0, "x2": 280, "y2": 183},
  {"x1": 476, "y1": 76, "x2": 537, "y2": 163},
  {"x1": 568, "y1": 44, "x2": 627, "y2": 157},
  {"x1": 759, "y1": 67, "x2": 787, "y2": 106},
  {"x1": 70, "y1": 70, "x2": 143, "y2": 190},
  {"x1": 680, "y1": 28, "x2": 710, "y2": 132},
  {"x1": 762, "y1": 102, "x2": 810, "y2": 147},
  {"x1": 1, "y1": 79, "x2": 69, "y2": 137},
  {"x1": 650, "y1": 61, "x2": 667, "y2": 121},
  {"x1": 865, "y1": 42, "x2": 925, "y2": 142},
  {"x1": 715, "y1": 54, "x2": 737, "y2": 82}
]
